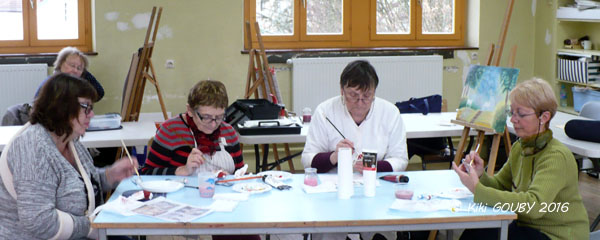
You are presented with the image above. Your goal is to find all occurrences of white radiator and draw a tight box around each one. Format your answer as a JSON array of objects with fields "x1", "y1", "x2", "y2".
[
  {"x1": 0, "y1": 64, "x2": 47, "y2": 118},
  {"x1": 291, "y1": 55, "x2": 443, "y2": 113}
]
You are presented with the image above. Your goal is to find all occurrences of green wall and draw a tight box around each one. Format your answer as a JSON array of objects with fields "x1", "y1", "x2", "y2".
[{"x1": 89, "y1": 0, "x2": 539, "y2": 115}]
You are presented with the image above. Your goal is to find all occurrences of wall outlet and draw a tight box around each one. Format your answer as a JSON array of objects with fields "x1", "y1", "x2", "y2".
[
  {"x1": 165, "y1": 59, "x2": 175, "y2": 69},
  {"x1": 470, "y1": 52, "x2": 478, "y2": 61}
]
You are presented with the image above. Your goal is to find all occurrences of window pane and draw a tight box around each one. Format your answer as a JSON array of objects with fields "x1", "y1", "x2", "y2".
[
  {"x1": 256, "y1": 0, "x2": 293, "y2": 36},
  {"x1": 0, "y1": 0, "x2": 24, "y2": 40},
  {"x1": 306, "y1": 0, "x2": 343, "y2": 35},
  {"x1": 36, "y1": 0, "x2": 79, "y2": 40},
  {"x1": 422, "y1": 0, "x2": 454, "y2": 34},
  {"x1": 376, "y1": 0, "x2": 410, "y2": 34}
]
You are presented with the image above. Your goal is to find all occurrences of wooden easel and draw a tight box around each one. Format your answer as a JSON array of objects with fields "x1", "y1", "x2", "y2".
[
  {"x1": 121, "y1": 6, "x2": 168, "y2": 122},
  {"x1": 245, "y1": 21, "x2": 296, "y2": 173},
  {"x1": 451, "y1": 0, "x2": 516, "y2": 176}
]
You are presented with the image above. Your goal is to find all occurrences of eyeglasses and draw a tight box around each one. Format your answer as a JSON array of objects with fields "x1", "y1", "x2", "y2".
[
  {"x1": 79, "y1": 103, "x2": 93, "y2": 115},
  {"x1": 343, "y1": 89, "x2": 375, "y2": 104},
  {"x1": 196, "y1": 111, "x2": 225, "y2": 124},
  {"x1": 65, "y1": 62, "x2": 84, "y2": 71},
  {"x1": 507, "y1": 110, "x2": 536, "y2": 119}
]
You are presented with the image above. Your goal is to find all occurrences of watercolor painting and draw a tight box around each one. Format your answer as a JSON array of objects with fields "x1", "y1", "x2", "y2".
[{"x1": 456, "y1": 65, "x2": 519, "y2": 133}]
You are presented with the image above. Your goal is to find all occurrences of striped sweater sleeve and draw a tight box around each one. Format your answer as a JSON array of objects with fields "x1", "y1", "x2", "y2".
[
  {"x1": 140, "y1": 117, "x2": 195, "y2": 175},
  {"x1": 220, "y1": 123, "x2": 244, "y2": 171}
]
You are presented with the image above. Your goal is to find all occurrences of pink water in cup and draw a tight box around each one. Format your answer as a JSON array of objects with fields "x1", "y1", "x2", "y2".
[
  {"x1": 198, "y1": 172, "x2": 216, "y2": 198},
  {"x1": 304, "y1": 167, "x2": 318, "y2": 186},
  {"x1": 302, "y1": 107, "x2": 312, "y2": 123},
  {"x1": 394, "y1": 183, "x2": 413, "y2": 200}
]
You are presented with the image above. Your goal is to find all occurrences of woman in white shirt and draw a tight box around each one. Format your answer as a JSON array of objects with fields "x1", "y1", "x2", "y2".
[
  {"x1": 302, "y1": 60, "x2": 408, "y2": 174},
  {"x1": 301, "y1": 60, "x2": 409, "y2": 240}
]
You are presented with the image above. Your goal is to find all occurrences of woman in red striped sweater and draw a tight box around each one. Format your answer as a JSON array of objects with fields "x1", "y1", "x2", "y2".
[
  {"x1": 141, "y1": 80, "x2": 245, "y2": 176},
  {"x1": 141, "y1": 80, "x2": 257, "y2": 240}
]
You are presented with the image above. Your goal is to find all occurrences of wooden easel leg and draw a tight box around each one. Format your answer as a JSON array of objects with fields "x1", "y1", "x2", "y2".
[
  {"x1": 146, "y1": 59, "x2": 168, "y2": 120},
  {"x1": 245, "y1": 51, "x2": 256, "y2": 98},
  {"x1": 503, "y1": 127, "x2": 512, "y2": 154},
  {"x1": 476, "y1": 131, "x2": 485, "y2": 154},
  {"x1": 453, "y1": 127, "x2": 471, "y2": 164},
  {"x1": 487, "y1": 134, "x2": 502, "y2": 175},
  {"x1": 427, "y1": 230, "x2": 437, "y2": 240}
]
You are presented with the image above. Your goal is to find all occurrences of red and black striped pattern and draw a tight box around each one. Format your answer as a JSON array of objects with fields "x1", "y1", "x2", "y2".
[{"x1": 140, "y1": 114, "x2": 243, "y2": 175}]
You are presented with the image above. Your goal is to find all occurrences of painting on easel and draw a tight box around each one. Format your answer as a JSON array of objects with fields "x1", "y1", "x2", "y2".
[{"x1": 456, "y1": 65, "x2": 519, "y2": 133}]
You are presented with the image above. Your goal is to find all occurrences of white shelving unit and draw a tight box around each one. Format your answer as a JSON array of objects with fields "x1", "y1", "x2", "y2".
[
  {"x1": 554, "y1": 4, "x2": 600, "y2": 113},
  {"x1": 557, "y1": 7, "x2": 600, "y2": 22}
]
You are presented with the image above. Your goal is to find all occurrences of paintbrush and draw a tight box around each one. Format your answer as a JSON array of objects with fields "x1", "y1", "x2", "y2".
[
  {"x1": 120, "y1": 139, "x2": 142, "y2": 182},
  {"x1": 323, "y1": 114, "x2": 346, "y2": 139},
  {"x1": 463, "y1": 143, "x2": 481, "y2": 172},
  {"x1": 216, "y1": 175, "x2": 263, "y2": 183}
]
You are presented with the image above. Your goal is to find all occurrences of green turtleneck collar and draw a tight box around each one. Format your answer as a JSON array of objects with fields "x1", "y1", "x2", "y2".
[{"x1": 518, "y1": 129, "x2": 553, "y2": 156}]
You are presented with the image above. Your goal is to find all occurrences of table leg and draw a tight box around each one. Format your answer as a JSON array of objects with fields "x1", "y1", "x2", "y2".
[
  {"x1": 98, "y1": 229, "x2": 107, "y2": 240},
  {"x1": 446, "y1": 229, "x2": 453, "y2": 240},
  {"x1": 254, "y1": 144, "x2": 260, "y2": 173},
  {"x1": 499, "y1": 220, "x2": 509, "y2": 240},
  {"x1": 261, "y1": 144, "x2": 270, "y2": 172}
]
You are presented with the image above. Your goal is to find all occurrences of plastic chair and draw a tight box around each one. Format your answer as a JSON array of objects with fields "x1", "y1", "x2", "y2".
[
  {"x1": 576, "y1": 101, "x2": 600, "y2": 175},
  {"x1": 580, "y1": 101, "x2": 600, "y2": 120},
  {"x1": 576, "y1": 101, "x2": 600, "y2": 232}
]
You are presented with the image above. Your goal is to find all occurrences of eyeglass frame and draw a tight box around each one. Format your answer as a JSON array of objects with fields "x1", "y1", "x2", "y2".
[
  {"x1": 342, "y1": 88, "x2": 375, "y2": 104},
  {"x1": 506, "y1": 109, "x2": 537, "y2": 119},
  {"x1": 79, "y1": 103, "x2": 94, "y2": 115},
  {"x1": 195, "y1": 111, "x2": 226, "y2": 124},
  {"x1": 65, "y1": 62, "x2": 84, "y2": 71}
]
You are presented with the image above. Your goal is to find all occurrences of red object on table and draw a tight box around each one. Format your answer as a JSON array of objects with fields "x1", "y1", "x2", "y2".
[{"x1": 379, "y1": 174, "x2": 409, "y2": 183}]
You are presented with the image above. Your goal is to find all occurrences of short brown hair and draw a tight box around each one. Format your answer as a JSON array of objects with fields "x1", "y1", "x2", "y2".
[
  {"x1": 31, "y1": 73, "x2": 98, "y2": 140},
  {"x1": 187, "y1": 80, "x2": 228, "y2": 109},
  {"x1": 509, "y1": 78, "x2": 557, "y2": 119},
  {"x1": 53, "y1": 46, "x2": 88, "y2": 74},
  {"x1": 340, "y1": 60, "x2": 379, "y2": 91}
]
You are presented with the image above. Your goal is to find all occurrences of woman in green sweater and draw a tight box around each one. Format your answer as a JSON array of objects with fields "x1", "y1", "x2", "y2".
[{"x1": 453, "y1": 78, "x2": 589, "y2": 240}]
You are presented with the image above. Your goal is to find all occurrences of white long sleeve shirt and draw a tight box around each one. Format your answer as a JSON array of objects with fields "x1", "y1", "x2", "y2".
[{"x1": 301, "y1": 96, "x2": 408, "y2": 172}]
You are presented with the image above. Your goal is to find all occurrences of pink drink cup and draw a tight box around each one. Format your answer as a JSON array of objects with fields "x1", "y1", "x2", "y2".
[{"x1": 304, "y1": 177, "x2": 318, "y2": 186}]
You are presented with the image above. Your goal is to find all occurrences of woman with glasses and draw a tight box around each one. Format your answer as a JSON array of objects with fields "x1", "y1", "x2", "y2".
[
  {"x1": 0, "y1": 73, "x2": 137, "y2": 239},
  {"x1": 140, "y1": 80, "x2": 258, "y2": 240},
  {"x1": 301, "y1": 60, "x2": 408, "y2": 240},
  {"x1": 35, "y1": 46, "x2": 104, "y2": 101},
  {"x1": 141, "y1": 80, "x2": 246, "y2": 176},
  {"x1": 454, "y1": 78, "x2": 589, "y2": 240},
  {"x1": 302, "y1": 60, "x2": 408, "y2": 174}
]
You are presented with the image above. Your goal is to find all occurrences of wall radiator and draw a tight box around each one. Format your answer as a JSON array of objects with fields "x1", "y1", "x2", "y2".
[
  {"x1": 0, "y1": 64, "x2": 47, "y2": 118},
  {"x1": 291, "y1": 55, "x2": 443, "y2": 113}
]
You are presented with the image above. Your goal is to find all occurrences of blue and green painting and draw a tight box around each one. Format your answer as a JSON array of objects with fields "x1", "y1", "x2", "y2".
[{"x1": 456, "y1": 65, "x2": 519, "y2": 133}]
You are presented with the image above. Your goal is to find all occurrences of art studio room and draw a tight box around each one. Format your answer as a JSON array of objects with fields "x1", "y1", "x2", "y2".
[{"x1": 1, "y1": 0, "x2": 600, "y2": 240}]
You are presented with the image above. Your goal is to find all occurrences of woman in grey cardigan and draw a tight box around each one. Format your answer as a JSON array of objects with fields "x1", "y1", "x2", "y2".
[{"x1": 0, "y1": 73, "x2": 137, "y2": 239}]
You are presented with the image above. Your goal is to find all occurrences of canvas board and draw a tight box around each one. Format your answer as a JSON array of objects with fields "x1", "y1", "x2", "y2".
[{"x1": 456, "y1": 65, "x2": 519, "y2": 133}]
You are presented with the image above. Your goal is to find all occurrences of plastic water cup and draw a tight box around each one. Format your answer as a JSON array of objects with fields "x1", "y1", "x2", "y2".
[
  {"x1": 304, "y1": 168, "x2": 318, "y2": 186},
  {"x1": 198, "y1": 172, "x2": 216, "y2": 198},
  {"x1": 394, "y1": 183, "x2": 414, "y2": 200}
]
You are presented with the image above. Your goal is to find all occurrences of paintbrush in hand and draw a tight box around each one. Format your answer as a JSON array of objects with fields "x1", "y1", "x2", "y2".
[{"x1": 120, "y1": 139, "x2": 142, "y2": 182}]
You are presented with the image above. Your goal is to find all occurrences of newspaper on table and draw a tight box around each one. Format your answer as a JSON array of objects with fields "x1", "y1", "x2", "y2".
[{"x1": 131, "y1": 197, "x2": 212, "y2": 222}]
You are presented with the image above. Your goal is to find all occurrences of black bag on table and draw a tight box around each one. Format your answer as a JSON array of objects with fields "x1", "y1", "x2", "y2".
[
  {"x1": 225, "y1": 99, "x2": 282, "y2": 127},
  {"x1": 396, "y1": 94, "x2": 446, "y2": 158},
  {"x1": 565, "y1": 119, "x2": 600, "y2": 143},
  {"x1": 396, "y1": 94, "x2": 442, "y2": 115}
]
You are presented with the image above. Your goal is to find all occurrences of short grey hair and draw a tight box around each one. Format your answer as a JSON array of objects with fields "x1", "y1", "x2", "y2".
[{"x1": 53, "y1": 46, "x2": 89, "y2": 74}]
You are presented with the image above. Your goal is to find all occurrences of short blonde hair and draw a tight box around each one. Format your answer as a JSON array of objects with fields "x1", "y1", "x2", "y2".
[
  {"x1": 187, "y1": 80, "x2": 228, "y2": 109},
  {"x1": 509, "y1": 78, "x2": 557, "y2": 119},
  {"x1": 53, "y1": 46, "x2": 89, "y2": 74}
]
